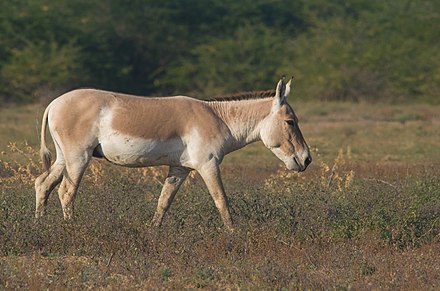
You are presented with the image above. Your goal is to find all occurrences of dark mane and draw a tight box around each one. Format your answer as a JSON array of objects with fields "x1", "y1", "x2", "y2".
[{"x1": 208, "y1": 89, "x2": 275, "y2": 102}]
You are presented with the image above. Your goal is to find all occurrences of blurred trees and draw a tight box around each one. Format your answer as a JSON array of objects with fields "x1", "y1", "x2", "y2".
[
  {"x1": 0, "y1": 0, "x2": 438, "y2": 103},
  {"x1": 291, "y1": 1, "x2": 440, "y2": 102}
]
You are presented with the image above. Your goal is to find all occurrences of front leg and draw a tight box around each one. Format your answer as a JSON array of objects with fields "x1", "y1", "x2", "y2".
[
  {"x1": 151, "y1": 166, "x2": 190, "y2": 227},
  {"x1": 198, "y1": 161, "x2": 234, "y2": 231}
]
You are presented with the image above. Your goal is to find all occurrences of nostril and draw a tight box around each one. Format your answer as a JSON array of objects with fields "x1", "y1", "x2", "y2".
[{"x1": 304, "y1": 156, "x2": 312, "y2": 167}]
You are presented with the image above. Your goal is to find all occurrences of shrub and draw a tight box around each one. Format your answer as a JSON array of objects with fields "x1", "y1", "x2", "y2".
[{"x1": 0, "y1": 41, "x2": 82, "y2": 103}]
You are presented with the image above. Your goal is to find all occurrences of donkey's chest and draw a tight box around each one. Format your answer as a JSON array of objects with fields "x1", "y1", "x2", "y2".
[{"x1": 98, "y1": 132, "x2": 185, "y2": 167}]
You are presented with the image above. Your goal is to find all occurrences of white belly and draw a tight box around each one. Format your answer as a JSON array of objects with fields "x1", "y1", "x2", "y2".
[{"x1": 99, "y1": 132, "x2": 185, "y2": 167}]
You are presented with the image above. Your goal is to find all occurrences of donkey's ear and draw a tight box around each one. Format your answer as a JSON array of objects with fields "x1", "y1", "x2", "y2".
[
  {"x1": 284, "y1": 77, "x2": 293, "y2": 99},
  {"x1": 272, "y1": 76, "x2": 287, "y2": 112}
]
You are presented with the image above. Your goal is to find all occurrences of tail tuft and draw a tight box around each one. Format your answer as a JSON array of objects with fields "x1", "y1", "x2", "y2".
[{"x1": 41, "y1": 147, "x2": 52, "y2": 172}]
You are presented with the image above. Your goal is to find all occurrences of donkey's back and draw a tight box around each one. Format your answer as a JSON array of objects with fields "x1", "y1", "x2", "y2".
[{"x1": 44, "y1": 89, "x2": 230, "y2": 167}]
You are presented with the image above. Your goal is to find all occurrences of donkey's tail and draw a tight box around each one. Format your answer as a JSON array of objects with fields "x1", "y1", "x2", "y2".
[{"x1": 40, "y1": 105, "x2": 52, "y2": 172}]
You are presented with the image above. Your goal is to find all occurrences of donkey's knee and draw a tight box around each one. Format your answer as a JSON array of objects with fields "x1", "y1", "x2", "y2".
[{"x1": 35, "y1": 170, "x2": 49, "y2": 184}]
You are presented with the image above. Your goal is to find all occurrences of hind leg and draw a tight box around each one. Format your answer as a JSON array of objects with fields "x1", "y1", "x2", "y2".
[
  {"x1": 58, "y1": 151, "x2": 91, "y2": 220},
  {"x1": 35, "y1": 160, "x2": 65, "y2": 218},
  {"x1": 151, "y1": 166, "x2": 190, "y2": 227}
]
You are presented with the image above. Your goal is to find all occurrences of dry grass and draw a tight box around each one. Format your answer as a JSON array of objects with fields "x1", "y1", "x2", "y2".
[{"x1": 1, "y1": 102, "x2": 440, "y2": 289}]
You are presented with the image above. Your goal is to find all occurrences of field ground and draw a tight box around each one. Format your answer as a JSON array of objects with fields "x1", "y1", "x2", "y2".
[{"x1": 1, "y1": 101, "x2": 439, "y2": 289}]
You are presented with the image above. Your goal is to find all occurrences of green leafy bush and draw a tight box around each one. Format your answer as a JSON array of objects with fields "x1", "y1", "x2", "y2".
[{"x1": 0, "y1": 41, "x2": 82, "y2": 103}]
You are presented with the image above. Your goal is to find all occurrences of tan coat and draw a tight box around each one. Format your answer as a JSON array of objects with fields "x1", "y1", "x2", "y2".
[{"x1": 35, "y1": 77, "x2": 311, "y2": 230}]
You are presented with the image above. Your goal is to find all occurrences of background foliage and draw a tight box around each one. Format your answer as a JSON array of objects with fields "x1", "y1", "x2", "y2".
[{"x1": 0, "y1": 0, "x2": 439, "y2": 103}]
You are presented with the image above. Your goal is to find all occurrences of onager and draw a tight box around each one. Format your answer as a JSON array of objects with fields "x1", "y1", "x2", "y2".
[{"x1": 35, "y1": 77, "x2": 311, "y2": 230}]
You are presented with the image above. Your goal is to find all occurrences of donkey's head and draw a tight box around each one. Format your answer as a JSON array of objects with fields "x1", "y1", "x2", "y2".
[{"x1": 260, "y1": 77, "x2": 311, "y2": 172}]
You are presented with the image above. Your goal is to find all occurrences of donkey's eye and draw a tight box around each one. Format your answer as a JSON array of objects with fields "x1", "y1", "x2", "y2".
[{"x1": 285, "y1": 120, "x2": 295, "y2": 127}]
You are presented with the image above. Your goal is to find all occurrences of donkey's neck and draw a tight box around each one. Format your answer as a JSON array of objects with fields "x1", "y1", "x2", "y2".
[{"x1": 207, "y1": 98, "x2": 272, "y2": 150}]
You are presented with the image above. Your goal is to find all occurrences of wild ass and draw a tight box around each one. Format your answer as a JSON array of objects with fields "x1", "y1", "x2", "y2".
[{"x1": 35, "y1": 77, "x2": 311, "y2": 230}]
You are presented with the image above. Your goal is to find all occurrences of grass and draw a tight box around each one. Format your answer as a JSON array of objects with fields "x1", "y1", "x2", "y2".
[{"x1": 1, "y1": 101, "x2": 440, "y2": 289}]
